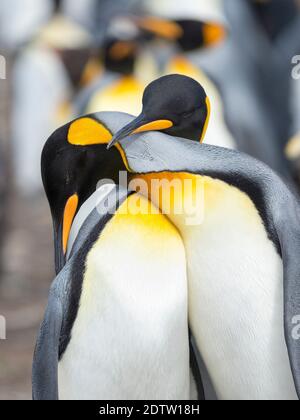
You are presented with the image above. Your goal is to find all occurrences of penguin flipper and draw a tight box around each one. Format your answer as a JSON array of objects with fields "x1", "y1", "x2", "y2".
[
  {"x1": 277, "y1": 201, "x2": 300, "y2": 399},
  {"x1": 32, "y1": 269, "x2": 68, "y2": 401}
]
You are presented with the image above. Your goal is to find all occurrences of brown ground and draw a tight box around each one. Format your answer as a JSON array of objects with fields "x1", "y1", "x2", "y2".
[{"x1": 0, "y1": 191, "x2": 54, "y2": 400}]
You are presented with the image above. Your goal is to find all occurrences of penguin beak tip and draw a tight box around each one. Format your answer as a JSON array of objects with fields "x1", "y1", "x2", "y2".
[{"x1": 107, "y1": 139, "x2": 116, "y2": 150}]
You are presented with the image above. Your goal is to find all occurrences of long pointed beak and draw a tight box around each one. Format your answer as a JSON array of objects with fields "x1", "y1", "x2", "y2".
[
  {"x1": 107, "y1": 114, "x2": 173, "y2": 149},
  {"x1": 53, "y1": 221, "x2": 65, "y2": 275},
  {"x1": 107, "y1": 114, "x2": 148, "y2": 150},
  {"x1": 53, "y1": 194, "x2": 79, "y2": 274}
]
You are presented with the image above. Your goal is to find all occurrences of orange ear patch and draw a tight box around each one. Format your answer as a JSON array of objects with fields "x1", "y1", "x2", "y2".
[
  {"x1": 109, "y1": 41, "x2": 137, "y2": 61},
  {"x1": 203, "y1": 23, "x2": 226, "y2": 46},
  {"x1": 63, "y1": 194, "x2": 79, "y2": 255},
  {"x1": 200, "y1": 96, "x2": 211, "y2": 143},
  {"x1": 68, "y1": 117, "x2": 113, "y2": 146}
]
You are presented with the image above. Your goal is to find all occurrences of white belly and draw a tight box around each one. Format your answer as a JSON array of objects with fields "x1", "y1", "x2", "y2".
[
  {"x1": 58, "y1": 195, "x2": 190, "y2": 400},
  {"x1": 186, "y1": 230, "x2": 297, "y2": 400},
  {"x1": 137, "y1": 173, "x2": 298, "y2": 400}
]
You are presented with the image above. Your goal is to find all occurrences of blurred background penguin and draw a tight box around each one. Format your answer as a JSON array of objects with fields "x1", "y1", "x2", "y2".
[
  {"x1": 137, "y1": 0, "x2": 236, "y2": 150},
  {"x1": 11, "y1": 0, "x2": 92, "y2": 197},
  {"x1": 73, "y1": 18, "x2": 144, "y2": 117},
  {"x1": 138, "y1": 0, "x2": 299, "y2": 182},
  {"x1": 222, "y1": 0, "x2": 300, "y2": 182}
]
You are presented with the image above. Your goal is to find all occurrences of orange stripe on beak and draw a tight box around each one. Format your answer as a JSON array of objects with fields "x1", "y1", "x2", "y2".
[
  {"x1": 63, "y1": 194, "x2": 79, "y2": 255},
  {"x1": 133, "y1": 120, "x2": 174, "y2": 134}
]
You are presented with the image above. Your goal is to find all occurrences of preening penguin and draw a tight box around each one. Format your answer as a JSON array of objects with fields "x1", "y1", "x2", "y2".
[
  {"x1": 36, "y1": 74, "x2": 300, "y2": 400},
  {"x1": 33, "y1": 186, "x2": 191, "y2": 400},
  {"x1": 41, "y1": 114, "x2": 129, "y2": 274},
  {"x1": 108, "y1": 74, "x2": 211, "y2": 147},
  {"x1": 108, "y1": 74, "x2": 300, "y2": 400},
  {"x1": 36, "y1": 109, "x2": 203, "y2": 400}
]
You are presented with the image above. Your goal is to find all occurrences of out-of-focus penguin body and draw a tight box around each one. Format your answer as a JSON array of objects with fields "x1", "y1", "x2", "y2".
[
  {"x1": 0, "y1": 0, "x2": 52, "y2": 49},
  {"x1": 12, "y1": 1, "x2": 92, "y2": 196},
  {"x1": 139, "y1": 0, "x2": 235, "y2": 150},
  {"x1": 196, "y1": 0, "x2": 297, "y2": 179},
  {"x1": 74, "y1": 32, "x2": 144, "y2": 117},
  {"x1": 286, "y1": 76, "x2": 300, "y2": 185},
  {"x1": 62, "y1": 0, "x2": 143, "y2": 41}
]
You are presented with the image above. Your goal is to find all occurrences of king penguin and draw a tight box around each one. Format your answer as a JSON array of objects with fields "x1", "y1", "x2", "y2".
[
  {"x1": 34, "y1": 74, "x2": 300, "y2": 400},
  {"x1": 106, "y1": 74, "x2": 300, "y2": 400},
  {"x1": 137, "y1": 0, "x2": 235, "y2": 150},
  {"x1": 140, "y1": 0, "x2": 295, "y2": 180},
  {"x1": 74, "y1": 28, "x2": 144, "y2": 117},
  {"x1": 33, "y1": 109, "x2": 204, "y2": 400}
]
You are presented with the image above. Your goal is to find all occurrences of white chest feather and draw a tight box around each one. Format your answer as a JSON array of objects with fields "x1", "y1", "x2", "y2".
[
  {"x1": 58, "y1": 195, "x2": 190, "y2": 400},
  {"x1": 137, "y1": 173, "x2": 297, "y2": 400}
]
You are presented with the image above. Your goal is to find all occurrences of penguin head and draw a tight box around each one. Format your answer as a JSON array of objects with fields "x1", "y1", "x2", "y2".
[
  {"x1": 174, "y1": 19, "x2": 226, "y2": 52},
  {"x1": 102, "y1": 36, "x2": 139, "y2": 75},
  {"x1": 108, "y1": 74, "x2": 211, "y2": 148},
  {"x1": 247, "y1": 0, "x2": 297, "y2": 41},
  {"x1": 52, "y1": 0, "x2": 62, "y2": 14},
  {"x1": 136, "y1": 16, "x2": 226, "y2": 51},
  {"x1": 41, "y1": 118, "x2": 127, "y2": 274}
]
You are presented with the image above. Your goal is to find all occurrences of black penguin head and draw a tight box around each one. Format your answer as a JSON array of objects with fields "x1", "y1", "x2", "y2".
[
  {"x1": 52, "y1": 0, "x2": 62, "y2": 14},
  {"x1": 136, "y1": 16, "x2": 226, "y2": 51},
  {"x1": 41, "y1": 117, "x2": 126, "y2": 274},
  {"x1": 108, "y1": 74, "x2": 211, "y2": 148},
  {"x1": 174, "y1": 19, "x2": 226, "y2": 52},
  {"x1": 103, "y1": 36, "x2": 139, "y2": 75}
]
